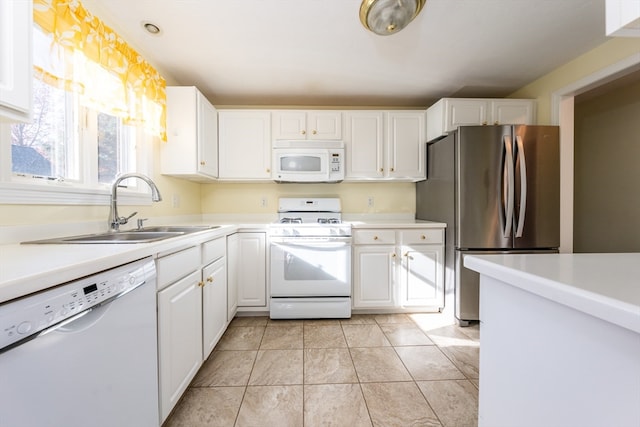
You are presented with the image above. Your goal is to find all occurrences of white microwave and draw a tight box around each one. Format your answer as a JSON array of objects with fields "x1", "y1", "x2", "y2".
[{"x1": 272, "y1": 140, "x2": 345, "y2": 183}]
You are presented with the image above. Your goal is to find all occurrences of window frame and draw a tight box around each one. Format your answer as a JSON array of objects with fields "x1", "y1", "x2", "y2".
[{"x1": 0, "y1": 113, "x2": 155, "y2": 206}]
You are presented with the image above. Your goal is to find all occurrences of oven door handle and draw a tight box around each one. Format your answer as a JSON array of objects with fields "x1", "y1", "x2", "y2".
[{"x1": 270, "y1": 237, "x2": 352, "y2": 245}]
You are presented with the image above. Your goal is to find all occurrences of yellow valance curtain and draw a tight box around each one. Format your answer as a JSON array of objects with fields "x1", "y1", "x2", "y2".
[{"x1": 33, "y1": 0, "x2": 167, "y2": 141}]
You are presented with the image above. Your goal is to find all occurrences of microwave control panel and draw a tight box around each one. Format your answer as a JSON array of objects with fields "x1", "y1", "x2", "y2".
[{"x1": 331, "y1": 152, "x2": 341, "y2": 172}]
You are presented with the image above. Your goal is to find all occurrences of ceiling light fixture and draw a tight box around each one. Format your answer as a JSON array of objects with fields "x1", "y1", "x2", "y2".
[
  {"x1": 142, "y1": 21, "x2": 161, "y2": 35},
  {"x1": 360, "y1": 0, "x2": 426, "y2": 36}
]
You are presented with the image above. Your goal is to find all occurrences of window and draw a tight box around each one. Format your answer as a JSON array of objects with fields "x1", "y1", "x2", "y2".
[{"x1": 0, "y1": 0, "x2": 165, "y2": 205}]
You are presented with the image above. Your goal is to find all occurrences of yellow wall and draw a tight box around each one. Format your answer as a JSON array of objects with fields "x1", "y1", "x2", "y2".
[
  {"x1": 509, "y1": 37, "x2": 640, "y2": 123},
  {"x1": 201, "y1": 182, "x2": 415, "y2": 214}
]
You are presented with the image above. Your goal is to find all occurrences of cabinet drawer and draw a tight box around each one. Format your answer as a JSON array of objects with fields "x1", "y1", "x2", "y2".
[
  {"x1": 353, "y1": 229, "x2": 396, "y2": 245},
  {"x1": 400, "y1": 229, "x2": 444, "y2": 245},
  {"x1": 202, "y1": 237, "x2": 226, "y2": 264},
  {"x1": 156, "y1": 246, "x2": 200, "y2": 291}
]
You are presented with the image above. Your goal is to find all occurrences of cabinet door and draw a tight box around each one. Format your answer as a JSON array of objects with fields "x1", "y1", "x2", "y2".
[
  {"x1": 308, "y1": 111, "x2": 342, "y2": 140},
  {"x1": 218, "y1": 110, "x2": 272, "y2": 179},
  {"x1": 353, "y1": 245, "x2": 396, "y2": 308},
  {"x1": 157, "y1": 270, "x2": 203, "y2": 422},
  {"x1": 272, "y1": 111, "x2": 307, "y2": 139},
  {"x1": 387, "y1": 111, "x2": 425, "y2": 180},
  {"x1": 163, "y1": 86, "x2": 217, "y2": 180},
  {"x1": 446, "y1": 99, "x2": 490, "y2": 129},
  {"x1": 197, "y1": 91, "x2": 218, "y2": 177},
  {"x1": 0, "y1": 0, "x2": 32, "y2": 122},
  {"x1": 399, "y1": 244, "x2": 444, "y2": 308},
  {"x1": 202, "y1": 257, "x2": 227, "y2": 359},
  {"x1": 344, "y1": 111, "x2": 384, "y2": 179},
  {"x1": 235, "y1": 232, "x2": 267, "y2": 307},
  {"x1": 226, "y1": 234, "x2": 239, "y2": 321},
  {"x1": 490, "y1": 100, "x2": 535, "y2": 125}
]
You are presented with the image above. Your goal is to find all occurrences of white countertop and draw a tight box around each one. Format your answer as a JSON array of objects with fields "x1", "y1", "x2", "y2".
[
  {"x1": 0, "y1": 225, "x2": 237, "y2": 304},
  {"x1": 349, "y1": 219, "x2": 446, "y2": 229},
  {"x1": 464, "y1": 253, "x2": 640, "y2": 333},
  {"x1": 0, "y1": 217, "x2": 446, "y2": 304}
]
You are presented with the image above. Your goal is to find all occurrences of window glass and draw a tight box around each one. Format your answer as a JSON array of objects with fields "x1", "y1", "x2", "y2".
[
  {"x1": 97, "y1": 112, "x2": 135, "y2": 184},
  {"x1": 10, "y1": 78, "x2": 77, "y2": 180}
]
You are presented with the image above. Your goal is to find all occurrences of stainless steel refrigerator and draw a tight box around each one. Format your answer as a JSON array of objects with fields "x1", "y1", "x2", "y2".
[{"x1": 416, "y1": 125, "x2": 560, "y2": 325}]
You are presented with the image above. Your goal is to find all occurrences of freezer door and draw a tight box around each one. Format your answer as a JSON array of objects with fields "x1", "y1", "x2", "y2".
[
  {"x1": 512, "y1": 125, "x2": 560, "y2": 249},
  {"x1": 456, "y1": 126, "x2": 513, "y2": 249}
]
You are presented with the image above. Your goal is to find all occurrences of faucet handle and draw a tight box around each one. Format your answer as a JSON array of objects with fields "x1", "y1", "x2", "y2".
[
  {"x1": 118, "y1": 211, "x2": 138, "y2": 226},
  {"x1": 137, "y1": 218, "x2": 148, "y2": 230}
]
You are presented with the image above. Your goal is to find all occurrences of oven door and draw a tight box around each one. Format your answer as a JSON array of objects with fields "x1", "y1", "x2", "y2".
[{"x1": 270, "y1": 236, "x2": 351, "y2": 297}]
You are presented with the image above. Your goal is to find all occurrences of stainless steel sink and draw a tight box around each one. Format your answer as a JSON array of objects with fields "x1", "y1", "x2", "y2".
[
  {"x1": 23, "y1": 231, "x2": 185, "y2": 244},
  {"x1": 134, "y1": 225, "x2": 220, "y2": 233},
  {"x1": 22, "y1": 225, "x2": 220, "y2": 244}
]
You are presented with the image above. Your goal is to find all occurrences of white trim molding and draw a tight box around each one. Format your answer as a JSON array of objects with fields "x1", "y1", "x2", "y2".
[{"x1": 551, "y1": 52, "x2": 640, "y2": 253}]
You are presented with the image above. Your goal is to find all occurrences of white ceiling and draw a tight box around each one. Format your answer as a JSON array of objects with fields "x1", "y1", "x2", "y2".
[{"x1": 82, "y1": 0, "x2": 609, "y2": 107}]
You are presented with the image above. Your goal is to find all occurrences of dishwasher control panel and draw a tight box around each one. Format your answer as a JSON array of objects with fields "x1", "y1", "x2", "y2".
[{"x1": 0, "y1": 257, "x2": 154, "y2": 353}]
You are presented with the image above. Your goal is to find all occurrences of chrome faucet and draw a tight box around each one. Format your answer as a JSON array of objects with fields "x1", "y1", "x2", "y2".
[{"x1": 109, "y1": 173, "x2": 162, "y2": 231}]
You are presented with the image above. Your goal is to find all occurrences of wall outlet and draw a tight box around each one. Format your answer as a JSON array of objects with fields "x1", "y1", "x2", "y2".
[
  {"x1": 367, "y1": 196, "x2": 374, "y2": 208},
  {"x1": 172, "y1": 194, "x2": 180, "y2": 208},
  {"x1": 260, "y1": 197, "x2": 268, "y2": 208}
]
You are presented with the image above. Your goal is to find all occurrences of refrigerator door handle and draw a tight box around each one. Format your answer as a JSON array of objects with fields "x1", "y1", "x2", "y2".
[
  {"x1": 515, "y1": 135, "x2": 527, "y2": 238},
  {"x1": 503, "y1": 135, "x2": 515, "y2": 238}
]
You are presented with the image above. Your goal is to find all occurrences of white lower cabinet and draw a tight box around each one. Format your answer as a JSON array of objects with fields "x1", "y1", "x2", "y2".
[
  {"x1": 226, "y1": 233, "x2": 239, "y2": 321},
  {"x1": 202, "y1": 256, "x2": 227, "y2": 358},
  {"x1": 353, "y1": 244, "x2": 396, "y2": 308},
  {"x1": 353, "y1": 228, "x2": 445, "y2": 310},
  {"x1": 229, "y1": 232, "x2": 267, "y2": 308},
  {"x1": 157, "y1": 268, "x2": 202, "y2": 422},
  {"x1": 156, "y1": 235, "x2": 228, "y2": 423}
]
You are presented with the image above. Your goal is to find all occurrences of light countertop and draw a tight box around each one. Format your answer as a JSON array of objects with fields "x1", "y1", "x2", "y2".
[
  {"x1": 464, "y1": 253, "x2": 640, "y2": 333},
  {"x1": 0, "y1": 218, "x2": 446, "y2": 304},
  {"x1": 348, "y1": 219, "x2": 446, "y2": 229},
  {"x1": 0, "y1": 225, "x2": 236, "y2": 304}
]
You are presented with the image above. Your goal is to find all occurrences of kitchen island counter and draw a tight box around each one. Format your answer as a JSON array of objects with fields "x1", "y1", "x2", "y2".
[{"x1": 464, "y1": 253, "x2": 640, "y2": 427}]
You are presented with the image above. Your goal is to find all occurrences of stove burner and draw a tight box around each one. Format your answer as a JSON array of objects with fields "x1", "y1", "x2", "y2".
[
  {"x1": 280, "y1": 217, "x2": 303, "y2": 224},
  {"x1": 317, "y1": 218, "x2": 341, "y2": 224}
]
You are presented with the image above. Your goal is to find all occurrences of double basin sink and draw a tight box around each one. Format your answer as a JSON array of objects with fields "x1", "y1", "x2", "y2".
[{"x1": 24, "y1": 225, "x2": 220, "y2": 244}]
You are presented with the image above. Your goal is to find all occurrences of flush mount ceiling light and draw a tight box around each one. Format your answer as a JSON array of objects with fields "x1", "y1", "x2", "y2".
[
  {"x1": 142, "y1": 21, "x2": 161, "y2": 35},
  {"x1": 360, "y1": 0, "x2": 426, "y2": 36}
]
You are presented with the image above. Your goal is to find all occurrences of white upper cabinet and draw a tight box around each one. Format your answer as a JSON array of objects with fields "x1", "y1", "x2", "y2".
[
  {"x1": 162, "y1": 86, "x2": 218, "y2": 181},
  {"x1": 344, "y1": 111, "x2": 385, "y2": 179},
  {"x1": 344, "y1": 110, "x2": 425, "y2": 181},
  {"x1": 272, "y1": 110, "x2": 342, "y2": 140},
  {"x1": 0, "y1": 0, "x2": 32, "y2": 122},
  {"x1": 426, "y1": 98, "x2": 536, "y2": 141},
  {"x1": 218, "y1": 110, "x2": 272, "y2": 180},
  {"x1": 606, "y1": 0, "x2": 640, "y2": 36},
  {"x1": 386, "y1": 111, "x2": 426, "y2": 180}
]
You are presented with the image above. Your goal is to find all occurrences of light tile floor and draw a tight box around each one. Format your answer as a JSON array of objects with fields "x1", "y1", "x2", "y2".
[{"x1": 164, "y1": 313, "x2": 480, "y2": 427}]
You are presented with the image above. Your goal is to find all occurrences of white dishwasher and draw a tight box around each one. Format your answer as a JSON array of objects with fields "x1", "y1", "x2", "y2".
[{"x1": 0, "y1": 257, "x2": 159, "y2": 427}]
